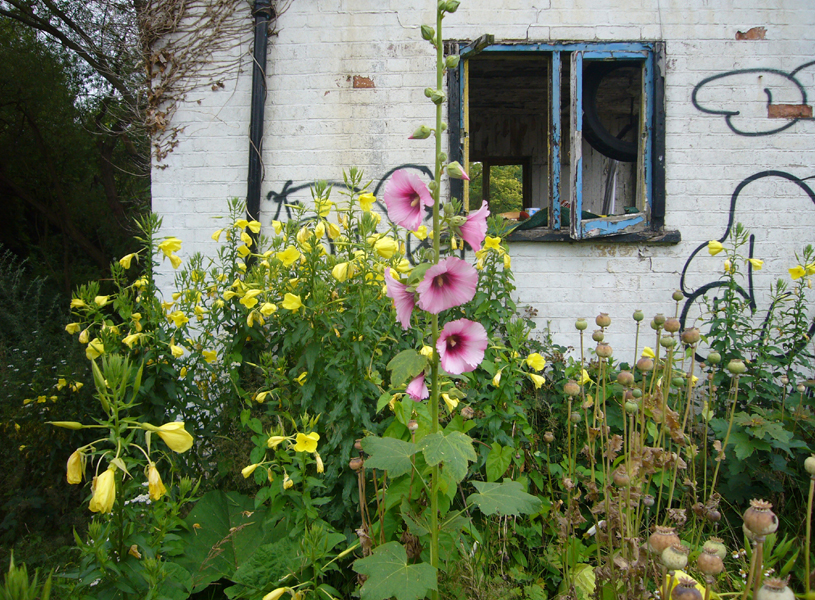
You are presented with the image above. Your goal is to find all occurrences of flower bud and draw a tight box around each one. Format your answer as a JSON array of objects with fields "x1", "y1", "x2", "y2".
[
  {"x1": 443, "y1": 0, "x2": 461, "y2": 12},
  {"x1": 421, "y1": 25, "x2": 435, "y2": 42},
  {"x1": 48, "y1": 421, "x2": 84, "y2": 430},
  {"x1": 409, "y1": 125, "x2": 432, "y2": 139},
  {"x1": 445, "y1": 55, "x2": 460, "y2": 69},
  {"x1": 446, "y1": 161, "x2": 470, "y2": 180}
]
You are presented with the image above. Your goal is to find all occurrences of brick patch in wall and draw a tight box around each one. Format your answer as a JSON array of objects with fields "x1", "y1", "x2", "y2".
[
  {"x1": 352, "y1": 75, "x2": 375, "y2": 88},
  {"x1": 735, "y1": 26, "x2": 766, "y2": 40},
  {"x1": 768, "y1": 104, "x2": 813, "y2": 119}
]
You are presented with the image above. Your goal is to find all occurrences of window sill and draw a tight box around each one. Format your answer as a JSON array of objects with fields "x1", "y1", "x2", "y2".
[{"x1": 506, "y1": 227, "x2": 681, "y2": 244}]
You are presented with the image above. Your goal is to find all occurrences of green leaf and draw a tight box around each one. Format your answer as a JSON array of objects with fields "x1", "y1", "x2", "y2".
[
  {"x1": 467, "y1": 479, "x2": 542, "y2": 516},
  {"x1": 485, "y1": 443, "x2": 513, "y2": 482},
  {"x1": 387, "y1": 350, "x2": 427, "y2": 388},
  {"x1": 376, "y1": 392, "x2": 393, "y2": 413},
  {"x1": 353, "y1": 542, "x2": 437, "y2": 600},
  {"x1": 361, "y1": 436, "x2": 418, "y2": 478},
  {"x1": 419, "y1": 431, "x2": 477, "y2": 482}
]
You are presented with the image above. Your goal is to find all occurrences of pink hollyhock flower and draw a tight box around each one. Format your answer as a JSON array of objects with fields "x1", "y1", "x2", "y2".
[
  {"x1": 384, "y1": 268, "x2": 416, "y2": 329},
  {"x1": 436, "y1": 319, "x2": 488, "y2": 374},
  {"x1": 406, "y1": 372, "x2": 429, "y2": 401},
  {"x1": 416, "y1": 257, "x2": 478, "y2": 314},
  {"x1": 383, "y1": 170, "x2": 433, "y2": 232},
  {"x1": 457, "y1": 200, "x2": 490, "y2": 251}
]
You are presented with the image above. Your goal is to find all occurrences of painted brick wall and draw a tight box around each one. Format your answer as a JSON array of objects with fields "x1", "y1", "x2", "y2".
[{"x1": 152, "y1": 0, "x2": 815, "y2": 359}]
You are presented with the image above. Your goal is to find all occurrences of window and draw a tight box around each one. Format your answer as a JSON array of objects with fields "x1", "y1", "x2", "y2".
[{"x1": 447, "y1": 41, "x2": 668, "y2": 241}]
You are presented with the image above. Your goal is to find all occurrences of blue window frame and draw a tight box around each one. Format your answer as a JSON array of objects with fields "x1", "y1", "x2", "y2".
[{"x1": 453, "y1": 41, "x2": 666, "y2": 240}]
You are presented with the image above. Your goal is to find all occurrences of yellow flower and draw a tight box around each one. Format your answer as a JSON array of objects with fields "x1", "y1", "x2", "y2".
[
  {"x1": 146, "y1": 422, "x2": 194, "y2": 453},
  {"x1": 748, "y1": 258, "x2": 763, "y2": 270},
  {"x1": 315, "y1": 198, "x2": 333, "y2": 218},
  {"x1": 122, "y1": 333, "x2": 143, "y2": 348},
  {"x1": 315, "y1": 453, "x2": 324, "y2": 474},
  {"x1": 293, "y1": 432, "x2": 320, "y2": 453},
  {"x1": 119, "y1": 253, "x2": 138, "y2": 269},
  {"x1": 484, "y1": 236, "x2": 504, "y2": 254},
  {"x1": 413, "y1": 225, "x2": 429, "y2": 240},
  {"x1": 180, "y1": 367, "x2": 187, "y2": 378},
  {"x1": 70, "y1": 298, "x2": 86, "y2": 309},
  {"x1": 242, "y1": 463, "x2": 260, "y2": 478},
  {"x1": 326, "y1": 222, "x2": 341, "y2": 239},
  {"x1": 374, "y1": 236, "x2": 398, "y2": 258},
  {"x1": 528, "y1": 373, "x2": 546, "y2": 389},
  {"x1": 86, "y1": 338, "x2": 104, "y2": 360},
  {"x1": 282, "y1": 293, "x2": 303, "y2": 311},
  {"x1": 169, "y1": 254, "x2": 183, "y2": 269},
  {"x1": 89, "y1": 467, "x2": 117, "y2": 513},
  {"x1": 806, "y1": 263, "x2": 815, "y2": 275},
  {"x1": 707, "y1": 240, "x2": 724, "y2": 255},
  {"x1": 129, "y1": 545, "x2": 141, "y2": 560},
  {"x1": 56, "y1": 378, "x2": 67, "y2": 391},
  {"x1": 314, "y1": 222, "x2": 325, "y2": 240},
  {"x1": 451, "y1": 236, "x2": 458, "y2": 251},
  {"x1": 642, "y1": 347, "x2": 655, "y2": 359},
  {"x1": 67, "y1": 450, "x2": 84, "y2": 485},
  {"x1": 420, "y1": 345, "x2": 434, "y2": 359},
  {"x1": 240, "y1": 289, "x2": 262, "y2": 309},
  {"x1": 212, "y1": 228, "x2": 224, "y2": 242},
  {"x1": 132, "y1": 313, "x2": 142, "y2": 331},
  {"x1": 158, "y1": 237, "x2": 182, "y2": 258},
  {"x1": 359, "y1": 192, "x2": 376, "y2": 211},
  {"x1": 272, "y1": 220, "x2": 283, "y2": 235},
  {"x1": 332, "y1": 262, "x2": 353, "y2": 282},
  {"x1": 94, "y1": 295, "x2": 110, "y2": 307},
  {"x1": 724, "y1": 259, "x2": 734, "y2": 274},
  {"x1": 580, "y1": 369, "x2": 593, "y2": 386},
  {"x1": 247, "y1": 220, "x2": 262, "y2": 234},
  {"x1": 492, "y1": 369, "x2": 503, "y2": 387},
  {"x1": 476, "y1": 256, "x2": 485, "y2": 270},
  {"x1": 240, "y1": 230, "x2": 253, "y2": 246},
  {"x1": 442, "y1": 393, "x2": 459, "y2": 413},
  {"x1": 370, "y1": 212, "x2": 382, "y2": 226},
  {"x1": 526, "y1": 353, "x2": 546, "y2": 371},
  {"x1": 237, "y1": 245, "x2": 251, "y2": 258},
  {"x1": 791, "y1": 265, "x2": 807, "y2": 280},
  {"x1": 263, "y1": 588, "x2": 288, "y2": 600},
  {"x1": 260, "y1": 302, "x2": 277, "y2": 316},
  {"x1": 295, "y1": 372, "x2": 308, "y2": 385},
  {"x1": 65, "y1": 323, "x2": 81, "y2": 335},
  {"x1": 276, "y1": 246, "x2": 301, "y2": 267},
  {"x1": 296, "y1": 226, "x2": 312, "y2": 246},
  {"x1": 147, "y1": 463, "x2": 167, "y2": 501},
  {"x1": 267, "y1": 435, "x2": 288, "y2": 449},
  {"x1": 255, "y1": 391, "x2": 270, "y2": 403},
  {"x1": 203, "y1": 349, "x2": 217, "y2": 363},
  {"x1": 168, "y1": 310, "x2": 189, "y2": 327},
  {"x1": 170, "y1": 343, "x2": 184, "y2": 358},
  {"x1": 283, "y1": 472, "x2": 294, "y2": 489}
]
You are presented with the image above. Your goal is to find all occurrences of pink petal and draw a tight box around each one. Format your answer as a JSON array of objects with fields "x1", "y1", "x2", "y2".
[
  {"x1": 406, "y1": 372, "x2": 429, "y2": 401},
  {"x1": 436, "y1": 318, "x2": 488, "y2": 374},
  {"x1": 458, "y1": 201, "x2": 490, "y2": 252},
  {"x1": 384, "y1": 268, "x2": 416, "y2": 329},
  {"x1": 416, "y1": 257, "x2": 478, "y2": 314},
  {"x1": 383, "y1": 170, "x2": 433, "y2": 231}
]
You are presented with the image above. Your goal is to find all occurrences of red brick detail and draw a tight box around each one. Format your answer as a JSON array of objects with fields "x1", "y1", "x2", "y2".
[
  {"x1": 768, "y1": 104, "x2": 813, "y2": 119},
  {"x1": 735, "y1": 27, "x2": 766, "y2": 40},
  {"x1": 353, "y1": 76, "x2": 375, "y2": 89}
]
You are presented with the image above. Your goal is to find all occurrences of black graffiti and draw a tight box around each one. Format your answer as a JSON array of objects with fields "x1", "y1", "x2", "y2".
[
  {"x1": 677, "y1": 170, "x2": 815, "y2": 361},
  {"x1": 265, "y1": 164, "x2": 435, "y2": 262},
  {"x1": 691, "y1": 60, "x2": 815, "y2": 136}
]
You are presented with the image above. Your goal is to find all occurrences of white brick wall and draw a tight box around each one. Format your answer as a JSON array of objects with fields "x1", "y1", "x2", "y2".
[{"x1": 152, "y1": 0, "x2": 815, "y2": 360}]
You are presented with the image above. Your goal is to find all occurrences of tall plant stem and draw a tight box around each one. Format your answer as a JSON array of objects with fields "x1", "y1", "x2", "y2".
[
  {"x1": 708, "y1": 375, "x2": 740, "y2": 502},
  {"x1": 806, "y1": 476, "x2": 814, "y2": 597}
]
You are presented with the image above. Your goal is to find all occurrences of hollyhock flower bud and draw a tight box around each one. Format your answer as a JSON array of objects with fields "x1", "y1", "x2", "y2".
[
  {"x1": 446, "y1": 161, "x2": 470, "y2": 180},
  {"x1": 409, "y1": 125, "x2": 432, "y2": 139}
]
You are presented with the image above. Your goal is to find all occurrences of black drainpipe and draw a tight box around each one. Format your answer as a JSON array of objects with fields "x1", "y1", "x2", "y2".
[{"x1": 246, "y1": 0, "x2": 274, "y2": 230}]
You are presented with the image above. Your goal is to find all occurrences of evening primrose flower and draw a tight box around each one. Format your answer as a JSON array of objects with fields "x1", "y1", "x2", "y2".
[
  {"x1": 202, "y1": 349, "x2": 217, "y2": 363},
  {"x1": 70, "y1": 298, "x2": 86, "y2": 309},
  {"x1": 212, "y1": 228, "x2": 225, "y2": 242},
  {"x1": 484, "y1": 236, "x2": 504, "y2": 254},
  {"x1": 416, "y1": 257, "x2": 478, "y2": 314},
  {"x1": 147, "y1": 463, "x2": 167, "y2": 501},
  {"x1": 315, "y1": 198, "x2": 333, "y2": 218},
  {"x1": 122, "y1": 333, "x2": 143, "y2": 349},
  {"x1": 528, "y1": 373, "x2": 546, "y2": 389},
  {"x1": 374, "y1": 236, "x2": 399, "y2": 259},
  {"x1": 332, "y1": 262, "x2": 353, "y2": 283},
  {"x1": 86, "y1": 338, "x2": 104, "y2": 360},
  {"x1": 169, "y1": 254, "x2": 183, "y2": 269},
  {"x1": 260, "y1": 302, "x2": 277, "y2": 316},
  {"x1": 65, "y1": 323, "x2": 81, "y2": 335},
  {"x1": 119, "y1": 253, "x2": 138, "y2": 269},
  {"x1": 235, "y1": 219, "x2": 261, "y2": 234},
  {"x1": 283, "y1": 472, "x2": 293, "y2": 489},
  {"x1": 94, "y1": 295, "x2": 110, "y2": 307},
  {"x1": 242, "y1": 463, "x2": 260, "y2": 478},
  {"x1": 267, "y1": 435, "x2": 289, "y2": 449},
  {"x1": 89, "y1": 467, "x2": 117, "y2": 513},
  {"x1": 807, "y1": 263, "x2": 815, "y2": 275},
  {"x1": 168, "y1": 310, "x2": 189, "y2": 327},
  {"x1": 526, "y1": 353, "x2": 546, "y2": 371},
  {"x1": 315, "y1": 453, "x2": 324, "y2": 474},
  {"x1": 642, "y1": 347, "x2": 656, "y2": 359},
  {"x1": 442, "y1": 393, "x2": 459, "y2": 413},
  {"x1": 314, "y1": 222, "x2": 326, "y2": 240},
  {"x1": 580, "y1": 369, "x2": 594, "y2": 386},
  {"x1": 748, "y1": 258, "x2": 763, "y2": 270},
  {"x1": 503, "y1": 254, "x2": 511, "y2": 269},
  {"x1": 359, "y1": 192, "x2": 376, "y2": 212},
  {"x1": 144, "y1": 422, "x2": 194, "y2": 453},
  {"x1": 707, "y1": 240, "x2": 724, "y2": 256},
  {"x1": 170, "y1": 342, "x2": 184, "y2": 358},
  {"x1": 790, "y1": 265, "x2": 806, "y2": 280},
  {"x1": 276, "y1": 246, "x2": 301, "y2": 267},
  {"x1": 67, "y1": 450, "x2": 84, "y2": 484},
  {"x1": 436, "y1": 318, "x2": 488, "y2": 374},
  {"x1": 158, "y1": 237, "x2": 182, "y2": 258},
  {"x1": 240, "y1": 289, "x2": 262, "y2": 309},
  {"x1": 383, "y1": 169, "x2": 433, "y2": 231},
  {"x1": 272, "y1": 220, "x2": 283, "y2": 235},
  {"x1": 293, "y1": 432, "x2": 320, "y2": 453},
  {"x1": 282, "y1": 293, "x2": 303, "y2": 311},
  {"x1": 237, "y1": 245, "x2": 251, "y2": 258},
  {"x1": 263, "y1": 588, "x2": 288, "y2": 600},
  {"x1": 724, "y1": 259, "x2": 735, "y2": 274},
  {"x1": 492, "y1": 369, "x2": 503, "y2": 387},
  {"x1": 326, "y1": 222, "x2": 340, "y2": 239},
  {"x1": 413, "y1": 225, "x2": 429, "y2": 240}
]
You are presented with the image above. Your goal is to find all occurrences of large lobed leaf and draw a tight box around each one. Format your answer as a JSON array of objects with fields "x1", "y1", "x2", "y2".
[
  {"x1": 361, "y1": 436, "x2": 419, "y2": 478},
  {"x1": 418, "y1": 431, "x2": 477, "y2": 482},
  {"x1": 467, "y1": 479, "x2": 542, "y2": 517},
  {"x1": 353, "y1": 542, "x2": 437, "y2": 600}
]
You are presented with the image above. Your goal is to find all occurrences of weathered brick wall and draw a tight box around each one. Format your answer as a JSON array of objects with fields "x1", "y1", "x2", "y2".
[{"x1": 152, "y1": 0, "x2": 815, "y2": 358}]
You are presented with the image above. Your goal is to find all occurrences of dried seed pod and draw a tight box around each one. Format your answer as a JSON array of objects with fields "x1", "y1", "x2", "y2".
[
  {"x1": 460, "y1": 406, "x2": 475, "y2": 419},
  {"x1": 664, "y1": 318, "x2": 681, "y2": 333},
  {"x1": 564, "y1": 381, "x2": 581, "y2": 397},
  {"x1": 647, "y1": 525, "x2": 680, "y2": 555},
  {"x1": 612, "y1": 468, "x2": 630, "y2": 488},
  {"x1": 569, "y1": 411, "x2": 582, "y2": 423},
  {"x1": 702, "y1": 537, "x2": 727, "y2": 560},
  {"x1": 617, "y1": 370, "x2": 635, "y2": 387},
  {"x1": 354, "y1": 439, "x2": 363, "y2": 452},
  {"x1": 755, "y1": 578, "x2": 795, "y2": 600},
  {"x1": 696, "y1": 547, "x2": 724, "y2": 576},
  {"x1": 349, "y1": 457, "x2": 364, "y2": 471},
  {"x1": 592, "y1": 329, "x2": 605, "y2": 342},
  {"x1": 637, "y1": 358, "x2": 655, "y2": 372},
  {"x1": 797, "y1": 383, "x2": 806, "y2": 393},
  {"x1": 596, "y1": 342, "x2": 613, "y2": 358},
  {"x1": 681, "y1": 328, "x2": 701, "y2": 345},
  {"x1": 407, "y1": 419, "x2": 419, "y2": 433},
  {"x1": 706, "y1": 509, "x2": 722, "y2": 523},
  {"x1": 596, "y1": 313, "x2": 611, "y2": 328},
  {"x1": 543, "y1": 431, "x2": 554, "y2": 444},
  {"x1": 575, "y1": 318, "x2": 588, "y2": 331},
  {"x1": 743, "y1": 499, "x2": 778, "y2": 536},
  {"x1": 780, "y1": 375, "x2": 789, "y2": 385},
  {"x1": 661, "y1": 543, "x2": 689, "y2": 571},
  {"x1": 805, "y1": 455, "x2": 815, "y2": 476},
  {"x1": 653, "y1": 313, "x2": 667, "y2": 326},
  {"x1": 671, "y1": 577, "x2": 702, "y2": 600},
  {"x1": 660, "y1": 335, "x2": 677, "y2": 348},
  {"x1": 643, "y1": 494, "x2": 655, "y2": 508}
]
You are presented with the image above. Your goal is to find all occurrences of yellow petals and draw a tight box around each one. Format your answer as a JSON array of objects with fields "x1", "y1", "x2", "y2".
[
  {"x1": 315, "y1": 198, "x2": 333, "y2": 218},
  {"x1": 332, "y1": 262, "x2": 353, "y2": 282},
  {"x1": 212, "y1": 228, "x2": 225, "y2": 242},
  {"x1": 314, "y1": 222, "x2": 326, "y2": 240},
  {"x1": 169, "y1": 254, "x2": 183, "y2": 269},
  {"x1": 272, "y1": 220, "x2": 283, "y2": 235},
  {"x1": 724, "y1": 259, "x2": 734, "y2": 274},
  {"x1": 806, "y1": 263, "x2": 815, "y2": 275},
  {"x1": 147, "y1": 463, "x2": 167, "y2": 501},
  {"x1": 89, "y1": 467, "x2": 117, "y2": 513},
  {"x1": 790, "y1": 265, "x2": 807, "y2": 280},
  {"x1": 442, "y1": 393, "x2": 459, "y2": 413},
  {"x1": 707, "y1": 240, "x2": 724, "y2": 255},
  {"x1": 94, "y1": 295, "x2": 110, "y2": 307},
  {"x1": 146, "y1": 422, "x2": 194, "y2": 453},
  {"x1": 237, "y1": 245, "x2": 251, "y2": 258},
  {"x1": 67, "y1": 450, "x2": 84, "y2": 484},
  {"x1": 242, "y1": 463, "x2": 260, "y2": 478},
  {"x1": 203, "y1": 349, "x2": 217, "y2": 363},
  {"x1": 240, "y1": 231, "x2": 253, "y2": 246},
  {"x1": 420, "y1": 345, "x2": 435, "y2": 359},
  {"x1": 283, "y1": 472, "x2": 293, "y2": 490},
  {"x1": 748, "y1": 258, "x2": 763, "y2": 270},
  {"x1": 263, "y1": 588, "x2": 288, "y2": 600},
  {"x1": 255, "y1": 391, "x2": 270, "y2": 403},
  {"x1": 293, "y1": 432, "x2": 320, "y2": 453},
  {"x1": 580, "y1": 369, "x2": 593, "y2": 386},
  {"x1": 129, "y1": 545, "x2": 142, "y2": 560},
  {"x1": 240, "y1": 289, "x2": 262, "y2": 309},
  {"x1": 295, "y1": 372, "x2": 308, "y2": 385},
  {"x1": 296, "y1": 226, "x2": 312, "y2": 246},
  {"x1": 168, "y1": 310, "x2": 189, "y2": 327},
  {"x1": 119, "y1": 253, "x2": 138, "y2": 269},
  {"x1": 503, "y1": 254, "x2": 511, "y2": 269},
  {"x1": 122, "y1": 333, "x2": 142, "y2": 348},
  {"x1": 276, "y1": 246, "x2": 301, "y2": 267},
  {"x1": 358, "y1": 192, "x2": 376, "y2": 211},
  {"x1": 315, "y1": 453, "x2": 324, "y2": 474},
  {"x1": 492, "y1": 369, "x2": 503, "y2": 387},
  {"x1": 70, "y1": 298, "x2": 86, "y2": 309},
  {"x1": 65, "y1": 323, "x2": 81, "y2": 335},
  {"x1": 528, "y1": 373, "x2": 546, "y2": 389},
  {"x1": 374, "y1": 236, "x2": 398, "y2": 259},
  {"x1": 282, "y1": 293, "x2": 303, "y2": 311},
  {"x1": 260, "y1": 302, "x2": 277, "y2": 316},
  {"x1": 642, "y1": 347, "x2": 655, "y2": 359},
  {"x1": 327, "y1": 222, "x2": 341, "y2": 239},
  {"x1": 267, "y1": 435, "x2": 288, "y2": 449},
  {"x1": 57, "y1": 378, "x2": 67, "y2": 390},
  {"x1": 413, "y1": 225, "x2": 429, "y2": 240},
  {"x1": 484, "y1": 236, "x2": 504, "y2": 254},
  {"x1": 170, "y1": 343, "x2": 184, "y2": 359},
  {"x1": 86, "y1": 338, "x2": 104, "y2": 360},
  {"x1": 158, "y1": 237, "x2": 182, "y2": 257},
  {"x1": 525, "y1": 353, "x2": 546, "y2": 371},
  {"x1": 247, "y1": 220, "x2": 261, "y2": 234}
]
